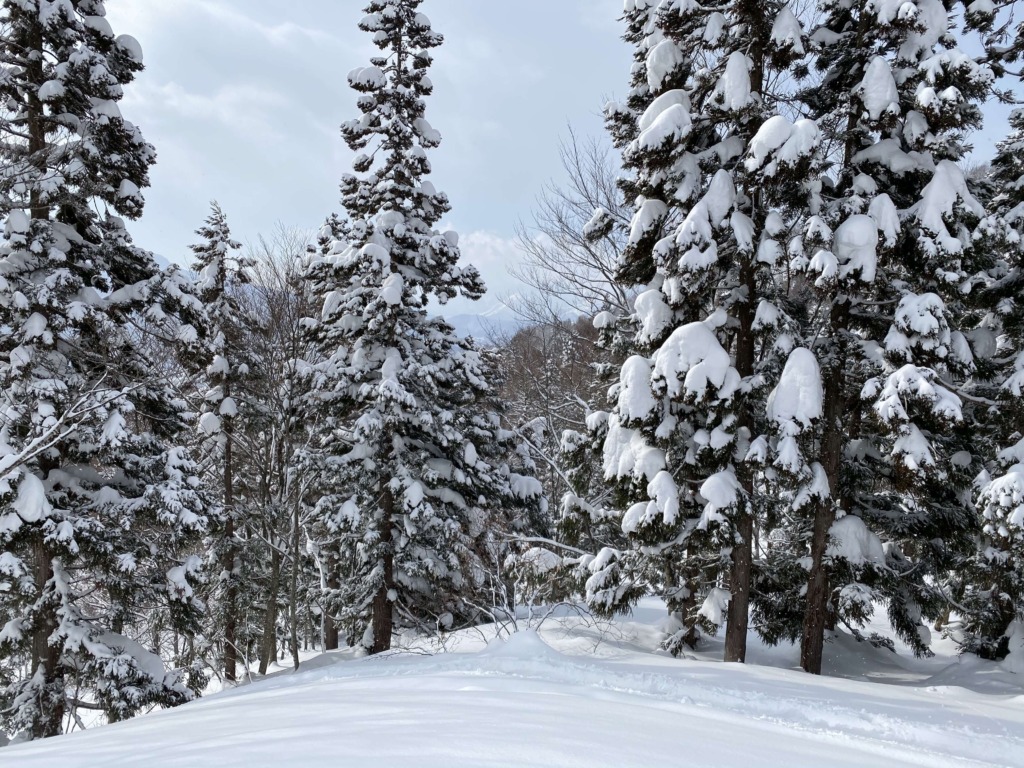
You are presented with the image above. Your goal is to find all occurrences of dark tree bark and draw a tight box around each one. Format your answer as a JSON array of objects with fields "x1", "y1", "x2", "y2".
[
  {"x1": 800, "y1": 306, "x2": 847, "y2": 674},
  {"x1": 724, "y1": 503, "x2": 754, "y2": 662},
  {"x1": 289, "y1": 497, "x2": 301, "y2": 671},
  {"x1": 258, "y1": 541, "x2": 282, "y2": 676},
  {"x1": 368, "y1": 487, "x2": 395, "y2": 656},
  {"x1": 30, "y1": 535, "x2": 63, "y2": 739},
  {"x1": 324, "y1": 571, "x2": 340, "y2": 651},
  {"x1": 223, "y1": 380, "x2": 238, "y2": 682},
  {"x1": 725, "y1": 258, "x2": 759, "y2": 663}
]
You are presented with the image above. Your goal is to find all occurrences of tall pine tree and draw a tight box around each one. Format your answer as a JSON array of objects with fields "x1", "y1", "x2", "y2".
[
  {"x1": 189, "y1": 203, "x2": 256, "y2": 682},
  {"x1": 0, "y1": 1, "x2": 207, "y2": 737},
  {"x1": 964, "y1": 104, "x2": 1024, "y2": 658},
  {"x1": 761, "y1": 0, "x2": 996, "y2": 673},
  {"x1": 585, "y1": 0, "x2": 810, "y2": 660},
  {"x1": 303, "y1": 0, "x2": 541, "y2": 655}
]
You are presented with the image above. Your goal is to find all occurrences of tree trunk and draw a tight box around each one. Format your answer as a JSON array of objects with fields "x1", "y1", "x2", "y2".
[
  {"x1": 725, "y1": 259, "x2": 758, "y2": 663},
  {"x1": 258, "y1": 543, "x2": 281, "y2": 675},
  {"x1": 800, "y1": 330, "x2": 846, "y2": 674},
  {"x1": 223, "y1": 518, "x2": 238, "y2": 681},
  {"x1": 724, "y1": 503, "x2": 754, "y2": 662},
  {"x1": 30, "y1": 535, "x2": 64, "y2": 739},
  {"x1": 324, "y1": 572, "x2": 340, "y2": 651},
  {"x1": 288, "y1": 497, "x2": 301, "y2": 671},
  {"x1": 801, "y1": 505, "x2": 832, "y2": 674},
  {"x1": 222, "y1": 392, "x2": 238, "y2": 682},
  {"x1": 368, "y1": 486, "x2": 395, "y2": 655}
]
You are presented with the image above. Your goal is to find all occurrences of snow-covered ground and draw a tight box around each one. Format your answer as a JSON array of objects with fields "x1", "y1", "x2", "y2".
[{"x1": 8, "y1": 599, "x2": 1024, "y2": 767}]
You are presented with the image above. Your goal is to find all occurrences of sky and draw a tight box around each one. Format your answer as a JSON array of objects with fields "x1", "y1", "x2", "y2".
[
  {"x1": 102, "y1": 1, "x2": 1014, "y2": 316},
  {"x1": 103, "y1": 0, "x2": 632, "y2": 312}
]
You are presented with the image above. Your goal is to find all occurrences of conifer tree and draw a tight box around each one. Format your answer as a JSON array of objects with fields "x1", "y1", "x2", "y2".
[
  {"x1": 966, "y1": 16, "x2": 1024, "y2": 663},
  {"x1": 586, "y1": 0, "x2": 809, "y2": 659},
  {"x1": 189, "y1": 203, "x2": 255, "y2": 682},
  {"x1": 302, "y1": 214, "x2": 350, "y2": 652},
  {"x1": 964, "y1": 106, "x2": 1024, "y2": 657},
  {"x1": 583, "y1": 0, "x2": 705, "y2": 650},
  {"x1": 304, "y1": 0, "x2": 541, "y2": 655},
  {"x1": 0, "y1": 1, "x2": 206, "y2": 737},
  {"x1": 762, "y1": 0, "x2": 996, "y2": 673}
]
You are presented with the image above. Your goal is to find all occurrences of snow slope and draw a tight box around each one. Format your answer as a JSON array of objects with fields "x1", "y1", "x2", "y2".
[{"x1": 8, "y1": 601, "x2": 1024, "y2": 767}]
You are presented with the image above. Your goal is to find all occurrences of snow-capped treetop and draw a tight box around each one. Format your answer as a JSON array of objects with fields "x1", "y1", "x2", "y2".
[
  {"x1": 190, "y1": 202, "x2": 249, "y2": 300},
  {"x1": 0, "y1": 0, "x2": 154, "y2": 224},
  {"x1": 336, "y1": 0, "x2": 483, "y2": 313},
  {"x1": 187, "y1": 202, "x2": 256, "y2": 448}
]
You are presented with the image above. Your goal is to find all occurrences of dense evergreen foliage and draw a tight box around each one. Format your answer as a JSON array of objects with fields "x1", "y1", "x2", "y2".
[
  {"x1": 2, "y1": 0, "x2": 1024, "y2": 745},
  {"x1": 0, "y1": 0, "x2": 207, "y2": 738},
  {"x1": 300, "y1": 0, "x2": 542, "y2": 655}
]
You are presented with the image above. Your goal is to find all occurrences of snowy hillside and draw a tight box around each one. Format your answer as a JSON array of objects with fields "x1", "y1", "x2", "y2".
[{"x1": 9, "y1": 602, "x2": 1024, "y2": 768}]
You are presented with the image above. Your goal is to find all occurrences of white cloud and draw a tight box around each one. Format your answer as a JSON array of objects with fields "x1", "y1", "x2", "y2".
[
  {"x1": 460, "y1": 230, "x2": 523, "y2": 272},
  {"x1": 100, "y1": 1, "x2": 634, "y2": 281},
  {"x1": 107, "y1": 0, "x2": 339, "y2": 49},
  {"x1": 125, "y1": 81, "x2": 292, "y2": 144}
]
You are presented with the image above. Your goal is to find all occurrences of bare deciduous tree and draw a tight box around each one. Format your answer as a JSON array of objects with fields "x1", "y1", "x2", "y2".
[{"x1": 511, "y1": 129, "x2": 633, "y2": 325}]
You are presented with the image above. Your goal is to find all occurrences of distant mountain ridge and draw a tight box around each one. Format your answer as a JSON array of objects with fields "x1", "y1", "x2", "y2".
[
  {"x1": 153, "y1": 254, "x2": 525, "y2": 343},
  {"x1": 444, "y1": 300, "x2": 525, "y2": 342}
]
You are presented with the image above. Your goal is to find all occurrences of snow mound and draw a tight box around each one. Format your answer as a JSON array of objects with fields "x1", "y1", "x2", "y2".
[
  {"x1": 482, "y1": 630, "x2": 563, "y2": 661},
  {"x1": 8, "y1": 599, "x2": 1024, "y2": 768}
]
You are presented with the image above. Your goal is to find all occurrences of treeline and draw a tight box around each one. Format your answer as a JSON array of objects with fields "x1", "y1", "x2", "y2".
[
  {"x1": 0, "y1": 0, "x2": 543, "y2": 741},
  {"x1": 509, "y1": 0, "x2": 1024, "y2": 680},
  {"x1": 3, "y1": 0, "x2": 1024, "y2": 746}
]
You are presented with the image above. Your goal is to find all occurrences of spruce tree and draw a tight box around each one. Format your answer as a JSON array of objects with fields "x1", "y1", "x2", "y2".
[
  {"x1": 189, "y1": 203, "x2": 256, "y2": 682},
  {"x1": 304, "y1": 0, "x2": 541, "y2": 655},
  {"x1": 764, "y1": 0, "x2": 996, "y2": 673},
  {"x1": 0, "y1": 0, "x2": 206, "y2": 737},
  {"x1": 583, "y1": 0, "x2": 705, "y2": 650},
  {"x1": 964, "y1": 107, "x2": 1024, "y2": 657},
  {"x1": 586, "y1": 0, "x2": 809, "y2": 659}
]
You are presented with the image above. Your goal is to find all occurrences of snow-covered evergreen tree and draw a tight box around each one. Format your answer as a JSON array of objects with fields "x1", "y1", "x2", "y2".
[
  {"x1": 0, "y1": 1, "x2": 207, "y2": 738},
  {"x1": 553, "y1": 1, "x2": 667, "y2": 618},
  {"x1": 189, "y1": 203, "x2": 257, "y2": 682},
  {"x1": 963, "y1": 106, "x2": 1024, "y2": 657},
  {"x1": 584, "y1": 0, "x2": 809, "y2": 659},
  {"x1": 303, "y1": 0, "x2": 542, "y2": 655},
  {"x1": 757, "y1": 0, "x2": 996, "y2": 673}
]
